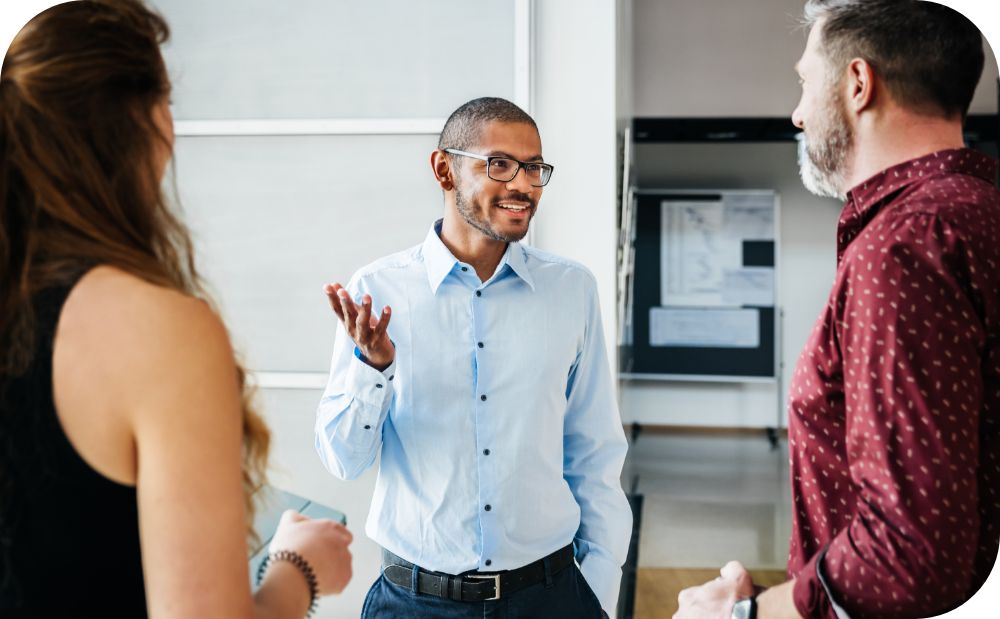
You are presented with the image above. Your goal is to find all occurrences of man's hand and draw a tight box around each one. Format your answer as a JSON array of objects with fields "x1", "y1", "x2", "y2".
[
  {"x1": 324, "y1": 283, "x2": 394, "y2": 370},
  {"x1": 674, "y1": 561, "x2": 754, "y2": 619}
]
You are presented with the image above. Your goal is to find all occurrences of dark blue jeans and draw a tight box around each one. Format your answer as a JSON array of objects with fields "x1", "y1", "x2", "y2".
[{"x1": 360, "y1": 561, "x2": 604, "y2": 618}]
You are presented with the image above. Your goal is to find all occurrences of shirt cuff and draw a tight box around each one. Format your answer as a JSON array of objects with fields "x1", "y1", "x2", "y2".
[
  {"x1": 578, "y1": 545, "x2": 622, "y2": 615},
  {"x1": 347, "y1": 347, "x2": 396, "y2": 409},
  {"x1": 815, "y1": 547, "x2": 852, "y2": 619},
  {"x1": 792, "y1": 546, "x2": 851, "y2": 619}
]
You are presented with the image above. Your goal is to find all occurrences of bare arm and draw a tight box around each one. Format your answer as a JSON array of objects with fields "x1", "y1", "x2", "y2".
[
  {"x1": 127, "y1": 292, "x2": 274, "y2": 617},
  {"x1": 756, "y1": 581, "x2": 804, "y2": 619},
  {"x1": 61, "y1": 268, "x2": 349, "y2": 618}
]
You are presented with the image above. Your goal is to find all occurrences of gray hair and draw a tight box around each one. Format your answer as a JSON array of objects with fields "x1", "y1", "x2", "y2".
[{"x1": 801, "y1": 0, "x2": 985, "y2": 118}]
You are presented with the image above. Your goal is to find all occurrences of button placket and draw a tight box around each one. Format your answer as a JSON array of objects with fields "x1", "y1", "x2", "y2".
[{"x1": 471, "y1": 284, "x2": 497, "y2": 572}]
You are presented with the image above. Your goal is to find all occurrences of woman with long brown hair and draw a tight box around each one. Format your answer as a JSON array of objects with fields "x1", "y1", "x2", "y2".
[{"x1": 0, "y1": 1, "x2": 352, "y2": 616}]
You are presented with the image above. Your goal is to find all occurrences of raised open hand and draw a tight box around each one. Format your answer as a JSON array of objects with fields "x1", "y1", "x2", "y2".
[{"x1": 324, "y1": 283, "x2": 394, "y2": 370}]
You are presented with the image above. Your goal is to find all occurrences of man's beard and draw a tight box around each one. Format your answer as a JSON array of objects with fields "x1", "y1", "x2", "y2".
[
  {"x1": 454, "y1": 182, "x2": 535, "y2": 243},
  {"x1": 797, "y1": 89, "x2": 853, "y2": 200}
]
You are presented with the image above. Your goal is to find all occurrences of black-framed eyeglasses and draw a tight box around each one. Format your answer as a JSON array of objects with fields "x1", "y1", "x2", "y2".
[{"x1": 443, "y1": 148, "x2": 554, "y2": 187}]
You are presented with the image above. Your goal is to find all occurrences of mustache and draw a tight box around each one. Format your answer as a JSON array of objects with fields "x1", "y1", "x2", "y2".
[{"x1": 492, "y1": 193, "x2": 536, "y2": 209}]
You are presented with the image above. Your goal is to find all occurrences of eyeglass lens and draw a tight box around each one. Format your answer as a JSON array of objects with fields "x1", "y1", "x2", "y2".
[{"x1": 486, "y1": 158, "x2": 552, "y2": 186}]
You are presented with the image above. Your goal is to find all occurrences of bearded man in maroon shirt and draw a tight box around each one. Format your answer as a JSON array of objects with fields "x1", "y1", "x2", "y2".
[{"x1": 674, "y1": 2, "x2": 1000, "y2": 619}]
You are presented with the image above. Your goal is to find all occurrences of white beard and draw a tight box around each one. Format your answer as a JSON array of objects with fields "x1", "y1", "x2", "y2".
[{"x1": 796, "y1": 132, "x2": 847, "y2": 200}]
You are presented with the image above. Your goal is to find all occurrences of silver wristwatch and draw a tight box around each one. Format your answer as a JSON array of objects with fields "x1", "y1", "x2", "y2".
[{"x1": 731, "y1": 596, "x2": 757, "y2": 619}]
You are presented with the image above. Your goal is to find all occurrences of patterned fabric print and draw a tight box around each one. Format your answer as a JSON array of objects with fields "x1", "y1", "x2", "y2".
[{"x1": 786, "y1": 149, "x2": 1000, "y2": 619}]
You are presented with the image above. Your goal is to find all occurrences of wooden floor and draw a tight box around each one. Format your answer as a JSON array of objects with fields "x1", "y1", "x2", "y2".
[{"x1": 633, "y1": 567, "x2": 788, "y2": 619}]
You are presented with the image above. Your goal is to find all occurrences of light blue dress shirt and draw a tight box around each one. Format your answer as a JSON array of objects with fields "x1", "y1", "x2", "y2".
[{"x1": 315, "y1": 220, "x2": 632, "y2": 611}]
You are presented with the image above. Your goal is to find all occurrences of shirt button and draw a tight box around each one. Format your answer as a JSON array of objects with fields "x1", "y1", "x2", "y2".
[
  {"x1": 476, "y1": 291, "x2": 482, "y2": 297},
  {"x1": 461, "y1": 266, "x2": 468, "y2": 272},
  {"x1": 484, "y1": 504, "x2": 492, "y2": 512},
  {"x1": 376, "y1": 383, "x2": 383, "y2": 389},
  {"x1": 485, "y1": 559, "x2": 492, "y2": 567},
  {"x1": 478, "y1": 342, "x2": 484, "y2": 348},
  {"x1": 480, "y1": 394, "x2": 487, "y2": 401},
  {"x1": 483, "y1": 449, "x2": 490, "y2": 456},
  {"x1": 364, "y1": 425, "x2": 371, "y2": 430},
  {"x1": 389, "y1": 375, "x2": 394, "y2": 381}
]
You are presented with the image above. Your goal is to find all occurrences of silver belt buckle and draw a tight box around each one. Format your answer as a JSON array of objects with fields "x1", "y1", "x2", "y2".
[{"x1": 468, "y1": 574, "x2": 501, "y2": 600}]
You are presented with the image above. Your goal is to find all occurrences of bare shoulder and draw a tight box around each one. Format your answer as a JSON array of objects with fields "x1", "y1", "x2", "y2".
[
  {"x1": 53, "y1": 266, "x2": 240, "y2": 484},
  {"x1": 59, "y1": 266, "x2": 236, "y2": 414},
  {"x1": 65, "y1": 264, "x2": 229, "y2": 349},
  {"x1": 68, "y1": 264, "x2": 214, "y2": 321}
]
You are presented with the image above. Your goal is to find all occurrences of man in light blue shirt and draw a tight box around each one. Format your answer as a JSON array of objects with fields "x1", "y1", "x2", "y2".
[{"x1": 315, "y1": 97, "x2": 631, "y2": 618}]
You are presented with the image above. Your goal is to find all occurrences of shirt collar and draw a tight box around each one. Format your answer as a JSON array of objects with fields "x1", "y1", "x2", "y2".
[
  {"x1": 503, "y1": 241, "x2": 535, "y2": 291},
  {"x1": 422, "y1": 220, "x2": 458, "y2": 294},
  {"x1": 421, "y1": 219, "x2": 536, "y2": 293},
  {"x1": 844, "y1": 148, "x2": 998, "y2": 221}
]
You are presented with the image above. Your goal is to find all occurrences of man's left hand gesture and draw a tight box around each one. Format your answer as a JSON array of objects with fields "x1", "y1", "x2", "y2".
[{"x1": 673, "y1": 560, "x2": 754, "y2": 619}]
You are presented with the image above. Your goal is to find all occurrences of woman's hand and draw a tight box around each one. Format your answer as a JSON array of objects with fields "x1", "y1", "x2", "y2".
[{"x1": 269, "y1": 510, "x2": 353, "y2": 595}]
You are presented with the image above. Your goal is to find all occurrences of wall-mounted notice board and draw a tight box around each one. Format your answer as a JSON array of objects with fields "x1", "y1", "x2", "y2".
[{"x1": 623, "y1": 189, "x2": 779, "y2": 381}]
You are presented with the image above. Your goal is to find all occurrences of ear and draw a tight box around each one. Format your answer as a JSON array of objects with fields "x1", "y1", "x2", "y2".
[
  {"x1": 845, "y1": 58, "x2": 876, "y2": 113},
  {"x1": 430, "y1": 150, "x2": 455, "y2": 191}
]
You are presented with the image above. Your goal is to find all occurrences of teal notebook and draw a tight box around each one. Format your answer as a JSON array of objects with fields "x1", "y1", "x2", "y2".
[{"x1": 249, "y1": 486, "x2": 347, "y2": 589}]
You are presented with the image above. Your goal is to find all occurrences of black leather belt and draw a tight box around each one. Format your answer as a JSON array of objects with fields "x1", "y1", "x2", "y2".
[{"x1": 381, "y1": 544, "x2": 575, "y2": 602}]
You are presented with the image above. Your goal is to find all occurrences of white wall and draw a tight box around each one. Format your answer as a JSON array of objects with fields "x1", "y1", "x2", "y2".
[
  {"x1": 531, "y1": 0, "x2": 620, "y2": 372},
  {"x1": 633, "y1": 0, "x2": 998, "y2": 118}
]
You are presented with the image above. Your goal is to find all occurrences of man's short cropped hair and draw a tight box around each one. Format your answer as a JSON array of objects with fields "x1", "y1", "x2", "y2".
[
  {"x1": 803, "y1": 0, "x2": 985, "y2": 119},
  {"x1": 438, "y1": 97, "x2": 538, "y2": 151}
]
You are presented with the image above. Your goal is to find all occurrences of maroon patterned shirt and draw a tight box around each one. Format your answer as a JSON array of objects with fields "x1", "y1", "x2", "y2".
[{"x1": 786, "y1": 148, "x2": 1000, "y2": 618}]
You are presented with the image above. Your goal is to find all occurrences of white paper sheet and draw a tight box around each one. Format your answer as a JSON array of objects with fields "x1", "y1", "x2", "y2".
[
  {"x1": 649, "y1": 307, "x2": 760, "y2": 348},
  {"x1": 721, "y1": 267, "x2": 774, "y2": 307},
  {"x1": 660, "y1": 200, "x2": 736, "y2": 306},
  {"x1": 659, "y1": 193, "x2": 776, "y2": 308}
]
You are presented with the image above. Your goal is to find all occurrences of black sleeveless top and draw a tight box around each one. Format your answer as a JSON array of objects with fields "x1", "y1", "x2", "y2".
[{"x1": 0, "y1": 274, "x2": 147, "y2": 617}]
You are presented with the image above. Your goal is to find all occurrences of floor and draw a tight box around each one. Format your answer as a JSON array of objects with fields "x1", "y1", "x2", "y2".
[{"x1": 624, "y1": 432, "x2": 792, "y2": 619}]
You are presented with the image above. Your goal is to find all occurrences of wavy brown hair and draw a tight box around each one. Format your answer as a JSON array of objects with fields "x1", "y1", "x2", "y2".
[{"x1": 0, "y1": 0, "x2": 269, "y2": 557}]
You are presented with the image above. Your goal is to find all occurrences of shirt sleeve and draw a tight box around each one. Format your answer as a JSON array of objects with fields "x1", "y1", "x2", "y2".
[
  {"x1": 792, "y1": 213, "x2": 985, "y2": 618},
  {"x1": 563, "y1": 274, "x2": 633, "y2": 614},
  {"x1": 314, "y1": 275, "x2": 396, "y2": 480}
]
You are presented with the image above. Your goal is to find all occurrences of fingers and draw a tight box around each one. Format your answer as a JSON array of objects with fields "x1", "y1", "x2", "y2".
[
  {"x1": 354, "y1": 295, "x2": 392, "y2": 349},
  {"x1": 373, "y1": 305, "x2": 391, "y2": 340},
  {"x1": 720, "y1": 560, "x2": 746, "y2": 581},
  {"x1": 355, "y1": 295, "x2": 373, "y2": 344},
  {"x1": 324, "y1": 283, "x2": 347, "y2": 322},
  {"x1": 325, "y1": 520, "x2": 353, "y2": 545},
  {"x1": 323, "y1": 285, "x2": 391, "y2": 355},
  {"x1": 330, "y1": 549, "x2": 353, "y2": 594},
  {"x1": 721, "y1": 560, "x2": 754, "y2": 597},
  {"x1": 338, "y1": 289, "x2": 359, "y2": 331},
  {"x1": 279, "y1": 509, "x2": 307, "y2": 525},
  {"x1": 277, "y1": 510, "x2": 353, "y2": 549},
  {"x1": 338, "y1": 524, "x2": 353, "y2": 545}
]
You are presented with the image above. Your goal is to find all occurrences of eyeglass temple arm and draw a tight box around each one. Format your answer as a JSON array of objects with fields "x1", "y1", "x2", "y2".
[{"x1": 443, "y1": 148, "x2": 488, "y2": 161}]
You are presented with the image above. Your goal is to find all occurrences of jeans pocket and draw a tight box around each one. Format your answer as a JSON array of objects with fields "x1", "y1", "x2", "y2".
[{"x1": 360, "y1": 574, "x2": 383, "y2": 619}]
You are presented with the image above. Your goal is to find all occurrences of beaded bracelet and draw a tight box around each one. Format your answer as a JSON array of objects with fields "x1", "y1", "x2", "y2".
[{"x1": 256, "y1": 550, "x2": 319, "y2": 618}]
